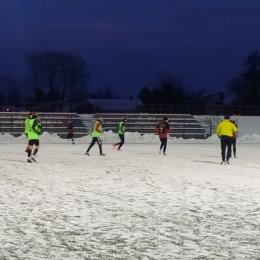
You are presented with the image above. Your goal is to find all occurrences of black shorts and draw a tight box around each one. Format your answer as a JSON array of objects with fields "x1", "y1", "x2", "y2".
[{"x1": 28, "y1": 139, "x2": 39, "y2": 146}]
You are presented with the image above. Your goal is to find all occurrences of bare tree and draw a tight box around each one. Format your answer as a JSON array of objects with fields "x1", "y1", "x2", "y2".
[
  {"x1": 0, "y1": 75, "x2": 21, "y2": 102},
  {"x1": 90, "y1": 85, "x2": 115, "y2": 99},
  {"x1": 139, "y1": 72, "x2": 186, "y2": 104},
  {"x1": 62, "y1": 53, "x2": 89, "y2": 111},
  {"x1": 227, "y1": 50, "x2": 260, "y2": 105},
  {"x1": 25, "y1": 51, "x2": 60, "y2": 102},
  {"x1": 25, "y1": 51, "x2": 89, "y2": 111}
]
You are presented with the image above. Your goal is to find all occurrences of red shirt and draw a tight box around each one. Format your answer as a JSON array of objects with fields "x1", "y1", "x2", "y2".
[
  {"x1": 230, "y1": 121, "x2": 237, "y2": 139},
  {"x1": 155, "y1": 121, "x2": 172, "y2": 138},
  {"x1": 95, "y1": 122, "x2": 102, "y2": 133}
]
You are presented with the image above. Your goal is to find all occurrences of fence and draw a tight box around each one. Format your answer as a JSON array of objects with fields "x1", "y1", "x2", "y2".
[
  {"x1": 133, "y1": 104, "x2": 260, "y2": 115},
  {"x1": 1, "y1": 102, "x2": 260, "y2": 115}
]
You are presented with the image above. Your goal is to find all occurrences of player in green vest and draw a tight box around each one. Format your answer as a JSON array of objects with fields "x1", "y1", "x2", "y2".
[
  {"x1": 24, "y1": 112, "x2": 33, "y2": 152},
  {"x1": 113, "y1": 117, "x2": 127, "y2": 151},
  {"x1": 85, "y1": 117, "x2": 105, "y2": 156},
  {"x1": 27, "y1": 114, "x2": 42, "y2": 163}
]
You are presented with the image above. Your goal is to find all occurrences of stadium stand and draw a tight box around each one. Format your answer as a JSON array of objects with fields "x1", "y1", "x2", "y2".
[
  {"x1": 0, "y1": 112, "x2": 206, "y2": 139},
  {"x1": 93, "y1": 113, "x2": 206, "y2": 139},
  {"x1": 0, "y1": 112, "x2": 89, "y2": 138}
]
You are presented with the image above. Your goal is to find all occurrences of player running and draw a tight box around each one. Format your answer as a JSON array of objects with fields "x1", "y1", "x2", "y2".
[
  {"x1": 85, "y1": 117, "x2": 105, "y2": 156},
  {"x1": 113, "y1": 117, "x2": 127, "y2": 151}
]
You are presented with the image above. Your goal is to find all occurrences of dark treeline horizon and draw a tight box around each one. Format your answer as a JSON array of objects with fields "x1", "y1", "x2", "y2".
[{"x1": 1, "y1": 50, "x2": 260, "y2": 110}]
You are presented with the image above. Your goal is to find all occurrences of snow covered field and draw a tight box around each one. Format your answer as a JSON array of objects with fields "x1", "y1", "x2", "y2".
[{"x1": 1, "y1": 132, "x2": 260, "y2": 259}]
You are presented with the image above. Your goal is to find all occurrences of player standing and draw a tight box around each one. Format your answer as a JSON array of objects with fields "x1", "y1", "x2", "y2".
[{"x1": 155, "y1": 117, "x2": 172, "y2": 155}]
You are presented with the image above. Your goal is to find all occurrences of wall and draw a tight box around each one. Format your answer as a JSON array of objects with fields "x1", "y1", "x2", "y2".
[{"x1": 210, "y1": 116, "x2": 260, "y2": 137}]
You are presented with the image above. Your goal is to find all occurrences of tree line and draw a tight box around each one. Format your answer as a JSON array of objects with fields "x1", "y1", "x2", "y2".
[
  {"x1": 139, "y1": 50, "x2": 260, "y2": 106},
  {"x1": 1, "y1": 50, "x2": 260, "y2": 111}
]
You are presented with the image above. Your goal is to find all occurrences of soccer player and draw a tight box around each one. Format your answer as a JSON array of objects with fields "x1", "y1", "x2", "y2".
[
  {"x1": 216, "y1": 115, "x2": 238, "y2": 165},
  {"x1": 85, "y1": 117, "x2": 105, "y2": 156},
  {"x1": 155, "y1": 117, "x2": 172, "y2": 155},
  {"x1": 113, "y1": 117, "x2": 127, "y2": 151},
  {"x1": 27, "y1": 114, "x2": 42, "y2": 163}
]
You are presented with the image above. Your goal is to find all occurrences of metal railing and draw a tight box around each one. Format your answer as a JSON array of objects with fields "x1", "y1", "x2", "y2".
[
  {"x1": 195, "y1": 115, "x2": 222, "y2": 137},
  {"x1": 1, "y1": 102, "x2": 260, "y2": 115},
  {"x1": 134, "y1": 104, "x2": 260, "y2": 115}
]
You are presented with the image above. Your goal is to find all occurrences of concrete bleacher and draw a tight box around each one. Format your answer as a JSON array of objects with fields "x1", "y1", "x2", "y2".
[
  {"x1": 0, "y1": 112, "x2": 89, "y2": 138},
  {"x1": 0, "y1": 112, "x2": 206, "y2": 139},
  {"x1": 1, "y1": 112, "x2": 260, "y2": 140},
  {"x1": 93, "y1": 113, "x2": 206, "y2": 139}
]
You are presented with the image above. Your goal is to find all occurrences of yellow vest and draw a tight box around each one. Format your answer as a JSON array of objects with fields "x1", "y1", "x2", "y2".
[
  {"x1": 216, "y1": 120, "x2": 237, "y2": 137},
  {"x1": 28, "y1": 119, "x2": 41, "y2": 140},
  {"x1": 92, "y1": 120, "x2": 102, "y2": 137}
]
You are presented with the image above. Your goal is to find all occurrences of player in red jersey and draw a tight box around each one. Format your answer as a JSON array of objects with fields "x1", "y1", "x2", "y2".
[{"x1": 155, "y1": 117, "x2": 173, "y2": 155}]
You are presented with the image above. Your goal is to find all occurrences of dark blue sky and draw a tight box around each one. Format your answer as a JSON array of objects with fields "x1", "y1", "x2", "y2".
[{"x1": 1, "y1": 0, "x2": 260, "y2": 97}]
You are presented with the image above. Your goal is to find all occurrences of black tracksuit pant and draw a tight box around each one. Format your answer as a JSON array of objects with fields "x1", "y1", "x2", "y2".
[
  {"x1": 160, "y1": 138, "x2": 167, "y2": 153},
  {"x1": 231, "y1": 138, "x2": 236, "y2": 156},
  {"x1": 220, "y1": 135, "x2": 232, "y2": 161},
  {"x1": 116, "y1": 134, "x2": 124, "y2": 149},
  {"x1": 87, "y1": 137, "x2": 103, "y2": 154}
]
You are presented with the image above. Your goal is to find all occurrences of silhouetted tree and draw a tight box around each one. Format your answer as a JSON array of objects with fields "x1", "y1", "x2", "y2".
[
  {"x1": 138, "y1": 73, "x2": 186, "y2": 104},
  {"x1": 59, "y1": 52, "x2": 89, "y2": 111},
  {"x1": 227, "y1": 50, "x2": 260, "y2": 105},
  {"x1": 34, "y1": 88, "x2": 47, "y2": 102},
  {"x1": 90, "y1": 86, "x2": 115, "y2": 99},
  {"x1": 138, "y1": 86, "x2": 153, "y2": 104},
  {"x1": 25, "y1": 51, "x2": 89, "y2": 111},
  {"x1": 0, "y1": 75, "x2": 21, "y2": 102},
  {"x1": 0, "y1": 76, "x2": 7, "y2": 102}
]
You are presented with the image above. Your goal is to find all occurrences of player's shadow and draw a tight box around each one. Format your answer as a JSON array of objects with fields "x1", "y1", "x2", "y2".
[
  {"x1": 0, "y1": 158, "x2": 28, "y2": 163},
  {"x1": 200, "y1": 155, "x2": 220, "y2": 158},
  {"x1": 193, "y1": 160, "x2": 220, "y2": 164}
]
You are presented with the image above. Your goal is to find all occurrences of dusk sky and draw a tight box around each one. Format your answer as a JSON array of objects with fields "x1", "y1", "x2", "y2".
[{"x1": 1, "y1": 0, "x2": 260, "y2": 98}]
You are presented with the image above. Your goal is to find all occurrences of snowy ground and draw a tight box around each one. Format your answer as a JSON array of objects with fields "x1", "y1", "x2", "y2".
[{"x1": 1, "y1": 133, "x2": 260, "y2": 259}]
